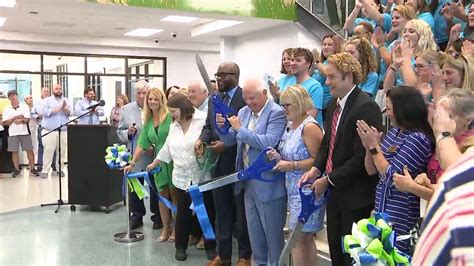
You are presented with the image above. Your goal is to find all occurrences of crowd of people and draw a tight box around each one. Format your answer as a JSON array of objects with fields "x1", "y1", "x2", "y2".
[
  {"x1": 2, "y1": 1, "x2": 474, "y2": 265},
  {"x1": 115, "y1": 1, "x2": 474, "y2": 265}
]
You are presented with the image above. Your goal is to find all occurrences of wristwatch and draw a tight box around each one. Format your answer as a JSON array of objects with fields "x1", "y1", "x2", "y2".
[
  {"x1": 370, "y1": 147, "x2": 379, "y2": 155},
  {"x1": 436, "y1": 131, "x2": 453, "y2": 143}
]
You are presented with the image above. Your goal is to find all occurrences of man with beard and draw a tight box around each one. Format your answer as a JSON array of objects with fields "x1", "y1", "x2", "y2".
[
  {"x1": 74, "y1": 88, "x2": 104, "y2": 125},
  {"x1": 196, "y1": 62, "x2": 252, "y2": 266},
  {"x1": 39, "y1": 84, "x2": 73, "y2": 179}
]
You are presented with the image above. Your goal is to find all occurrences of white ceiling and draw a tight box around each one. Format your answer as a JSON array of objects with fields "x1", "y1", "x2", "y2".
[{"x1": 0, "y1": 0, "x2": 291, "y2": 44}]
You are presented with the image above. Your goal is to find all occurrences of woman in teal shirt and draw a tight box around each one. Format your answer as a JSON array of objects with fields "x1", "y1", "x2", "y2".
[{"x1": 124, "y1": 88, "x2": 175, "y2": 242}]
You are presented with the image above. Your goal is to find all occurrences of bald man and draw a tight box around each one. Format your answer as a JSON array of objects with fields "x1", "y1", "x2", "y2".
[{"x1": 217, "y1": 78, "x2": 287, "y2": 266}]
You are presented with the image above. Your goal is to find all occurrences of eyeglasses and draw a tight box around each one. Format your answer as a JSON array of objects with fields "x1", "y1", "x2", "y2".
[{"x1": 214, "y1": 72, "x2": 237, "y2": 79}]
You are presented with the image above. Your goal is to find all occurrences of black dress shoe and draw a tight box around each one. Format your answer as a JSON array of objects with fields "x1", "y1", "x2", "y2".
[
  {"x1": 175, "y1": 248, "x2": 187, "y2": 261},
  {"x1": 130, "y1": 220, "x2": 143, "y2": 230},
  {"x1": 152, "y1": 221, "x2": 163, "y2": 230}
]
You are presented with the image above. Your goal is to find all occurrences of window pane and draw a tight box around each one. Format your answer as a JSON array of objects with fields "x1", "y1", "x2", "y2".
[
  {"x1": 128, "y1": 58, "x2": 164, "y2": 75},
  {"x1": 0, "y1": 74, "x2": 42, "y2": 116},
  {"x1": 0, "y1": 53, "x2": 41, "y2": 72},
  {"x1": 87, "y1": 57, "x2": 125, "y2": 75},
  {"x1": 43, "y1": 55, "x2": 85, "y2": 73}
]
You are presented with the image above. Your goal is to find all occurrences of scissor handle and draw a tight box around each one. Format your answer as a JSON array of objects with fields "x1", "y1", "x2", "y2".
[
  {"x1": 298, "y1": 180, "x2": 329, "y2": 224},
  {"x1": 126, "y1": 167, "x2": 162, "y2": 179},
  {"x1": 238, "y1": 147, "x2": 278, "y2": 182},
  {"x1": 212, "y1": 94, "x2": 236, "y2": 135}
]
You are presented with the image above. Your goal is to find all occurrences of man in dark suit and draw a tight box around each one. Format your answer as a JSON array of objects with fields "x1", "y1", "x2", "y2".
[
  {"x1": 196, "y1": 62, "x2": 252, "y2": 266},
  {"x1": 301, "y1": 52, "x2": 382, "y2": 266}
]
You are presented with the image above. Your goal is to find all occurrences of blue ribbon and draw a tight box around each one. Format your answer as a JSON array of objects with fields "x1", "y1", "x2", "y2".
[
  {"x1": 188, "y1": 185, "x2": 216, "y2": 240},
  {"x1": 189, "y1": 147, "x2": 281, "y2": 241},
  {"x1": 211, "y1": 94, "x2": 237, "y2": 135},
  {"x1": 126, "y1": 168, "x2": 177, "y2": 214}
]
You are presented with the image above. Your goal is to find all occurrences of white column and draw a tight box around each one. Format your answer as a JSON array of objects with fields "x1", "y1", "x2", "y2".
[{"x1": 219, "y1": 36, "x2": 235, "y2": 61}]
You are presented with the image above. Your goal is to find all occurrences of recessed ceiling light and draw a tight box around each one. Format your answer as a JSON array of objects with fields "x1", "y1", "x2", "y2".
[
  {"x1": 161, "y1": 15, "x2": 198, "y2": 23},
  {"x1": 191, "y1": 20, "x2": 243, "y2": 37},
  {"x1": 0, "y1": 0, "x2": 16, "y2": 8},
  {"x1": 124, "y1": 28, "x2": 163, "y2": 37},
  {"x1": 0, "y1": 17, "x2": 6, "y2": 27}
]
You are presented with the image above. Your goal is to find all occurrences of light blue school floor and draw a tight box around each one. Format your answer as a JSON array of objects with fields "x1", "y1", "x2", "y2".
[{"x1": 0, "y1": 171, "x2": 331, "y2": 265}]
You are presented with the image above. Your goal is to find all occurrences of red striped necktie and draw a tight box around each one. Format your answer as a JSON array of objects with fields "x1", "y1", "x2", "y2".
[{"x1": 325, "y1": 103, "x2": 342, "y2": 174}]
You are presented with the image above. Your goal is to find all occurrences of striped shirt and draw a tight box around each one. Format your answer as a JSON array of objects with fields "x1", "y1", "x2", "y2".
[
  {"x1": 413, "y1": 151, "x2": 474, "y2": 265},
  {"x1": 374, "y1": 128, "x2": 433, "y2": 253}
]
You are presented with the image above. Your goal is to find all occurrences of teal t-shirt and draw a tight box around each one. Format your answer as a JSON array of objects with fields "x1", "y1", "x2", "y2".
[
  {"x1": 299, "y1": 77, "x2": 324, "y2": 126},
  {"x1": 277, "y1": 74, "x2": 297, "y2": 92}
]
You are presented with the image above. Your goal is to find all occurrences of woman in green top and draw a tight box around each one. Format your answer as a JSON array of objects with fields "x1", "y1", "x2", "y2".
[{"x1": 124, "y1": 88, "x2": 175, "y2": 242}]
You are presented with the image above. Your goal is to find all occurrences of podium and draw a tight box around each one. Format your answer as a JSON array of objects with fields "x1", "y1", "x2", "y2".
[{"x1": 67, "y1": 124, "x2": 124, "y2": 212}]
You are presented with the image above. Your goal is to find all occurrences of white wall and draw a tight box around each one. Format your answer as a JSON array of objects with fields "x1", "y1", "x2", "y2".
[{"x1": 231, "y1": 23, "x2": 322, "y2": 83}]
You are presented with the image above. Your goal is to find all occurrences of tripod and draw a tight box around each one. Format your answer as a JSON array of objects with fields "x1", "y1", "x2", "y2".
[{"x1": 40, "y1": 106, "x2": 100, "y2": 213}]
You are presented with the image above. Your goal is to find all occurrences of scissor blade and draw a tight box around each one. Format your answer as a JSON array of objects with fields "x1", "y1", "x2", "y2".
[
  {"x1": 278, "y1": 223, "x2": 303, "y2": 266},
  {"x1": 195, "y1": 54, "x2": 214, "y2": 94},
  {"x1": 198, "y1": 173, "x2": 239, "y2": 192}
]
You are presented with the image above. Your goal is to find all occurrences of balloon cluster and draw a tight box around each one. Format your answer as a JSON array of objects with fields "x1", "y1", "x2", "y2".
[
  {"x1": 105, "y1": 144, "x2": 131, "y2": 169},
  {"x1": 342, "y1": 212, "x2": 411, "y2": 266}
]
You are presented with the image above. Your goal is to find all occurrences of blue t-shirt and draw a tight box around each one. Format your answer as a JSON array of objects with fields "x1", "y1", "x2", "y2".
[
  {"x1": 277, "y1": 74, "x2": 297, "y2": 92},
  {"x1": 360, "y1": 71, "x2": 379, "y2": 97},
  {"x1": 311, "y1": 60, "x2": 332, "y2": 109},
  {"x1": 299, "y1": 77, "x2": 324, "y2": 126},
  {"x1": 418, "y1": 12, "x2": 435, "y2": 33}
]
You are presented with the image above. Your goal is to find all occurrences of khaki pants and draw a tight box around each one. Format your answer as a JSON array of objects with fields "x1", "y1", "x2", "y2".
[{"x1": 41, "y1": 129, "x2": 67, "y2": 174}]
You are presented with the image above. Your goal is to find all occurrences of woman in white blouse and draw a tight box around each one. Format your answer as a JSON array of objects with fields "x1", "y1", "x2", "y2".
[{"x1": 146, "y1": 93, "x2": 213, "y2": 262}]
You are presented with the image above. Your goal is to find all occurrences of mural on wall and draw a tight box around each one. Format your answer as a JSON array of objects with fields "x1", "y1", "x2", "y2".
[{"x1": 90, "y1": 0, "x2": 297, "y2": 21}]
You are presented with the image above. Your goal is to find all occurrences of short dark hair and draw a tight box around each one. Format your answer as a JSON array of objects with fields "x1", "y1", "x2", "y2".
[
  {"x1": 293, "y1": 47, "x2": 314, "y2": 66},
  {"x1": 167, "y1": 93, "x2": 195, "y2": 121},
  {"x1": 387, "y1": 86, "x2": 434, "y2": 141},
  {"x1": 280, "y1": 48, "x2": 294, "y2": 74},
  {"x1": 83, "y1": 88, "x2": 94, "y2": 96}
]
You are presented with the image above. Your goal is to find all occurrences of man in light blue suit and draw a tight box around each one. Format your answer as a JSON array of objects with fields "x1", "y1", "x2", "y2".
[{"x1": 217, "y1": 78, "x2": 287, "y2": 266}]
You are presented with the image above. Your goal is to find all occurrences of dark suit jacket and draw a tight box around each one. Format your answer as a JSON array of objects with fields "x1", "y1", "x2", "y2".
[
  {"x1": 314, "y1": 87, "x2": 382, "y2": 211},
  {"x1": 199, "y1": 87, "x2": 246, "y2": 178}
]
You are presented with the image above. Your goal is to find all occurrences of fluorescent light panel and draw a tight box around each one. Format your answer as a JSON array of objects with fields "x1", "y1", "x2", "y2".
[
  {"x1": 124, "y1": 28, "x2": 163, "y2": 37},
  {"x1": 161, "y1": 15, "x2": 198, "y2": 23},
  {"x1": 0, "y1": 17, "x2": 6, "y2": 27},
  {"x1": 0, "y1": 0, "x2": 16, "y2": 8},
  {"x1": 191, "y1": 20, "x2": 243, "y2": 37}
]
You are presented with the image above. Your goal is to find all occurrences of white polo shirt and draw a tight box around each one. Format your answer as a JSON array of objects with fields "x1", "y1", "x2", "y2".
[{"x1": 2, "y1": 104, "x2": 31, "y2": 136}]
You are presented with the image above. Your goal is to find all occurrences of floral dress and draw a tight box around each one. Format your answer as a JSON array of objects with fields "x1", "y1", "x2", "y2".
[{"x1": 278, "y1": 116, "x2": 325, "y2": 232}]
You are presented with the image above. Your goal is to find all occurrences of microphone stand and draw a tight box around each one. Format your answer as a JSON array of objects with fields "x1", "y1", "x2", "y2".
[{"x1": 40, "y1": 107, "x2": 100, "y2": 213}]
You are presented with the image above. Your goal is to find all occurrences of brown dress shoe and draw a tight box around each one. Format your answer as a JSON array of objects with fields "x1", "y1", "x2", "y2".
[
  {"x1": 206, "y1": 256, "x2": 231, "y2": 266},
  {"x1": 236, "y1": 258, "x2": 251, "y2": 266}
]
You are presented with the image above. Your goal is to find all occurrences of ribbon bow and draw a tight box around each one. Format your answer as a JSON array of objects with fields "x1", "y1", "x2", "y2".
[
  {"x1": 342, "y1": 212, "x2": 411, "y2": 266},
  {"x1": 105, "y1": 144, "x2": 131, "y2": 169}
]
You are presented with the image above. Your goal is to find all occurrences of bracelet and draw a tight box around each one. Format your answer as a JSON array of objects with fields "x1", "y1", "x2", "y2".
[
  {"x1": 292, "y1": 161, "x2": 298, "y2": 170},
  {"x1": 129, "y1": 161, "x2": 136, "y2": 166}
]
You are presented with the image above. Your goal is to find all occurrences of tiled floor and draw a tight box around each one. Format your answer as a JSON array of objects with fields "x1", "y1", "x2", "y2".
[
  {"x1": 0, "y1": 169, "x2": 68, "y2": 213},
  {"x1": 0, "y1": 169, "x2": 331, "y2": 266}
]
